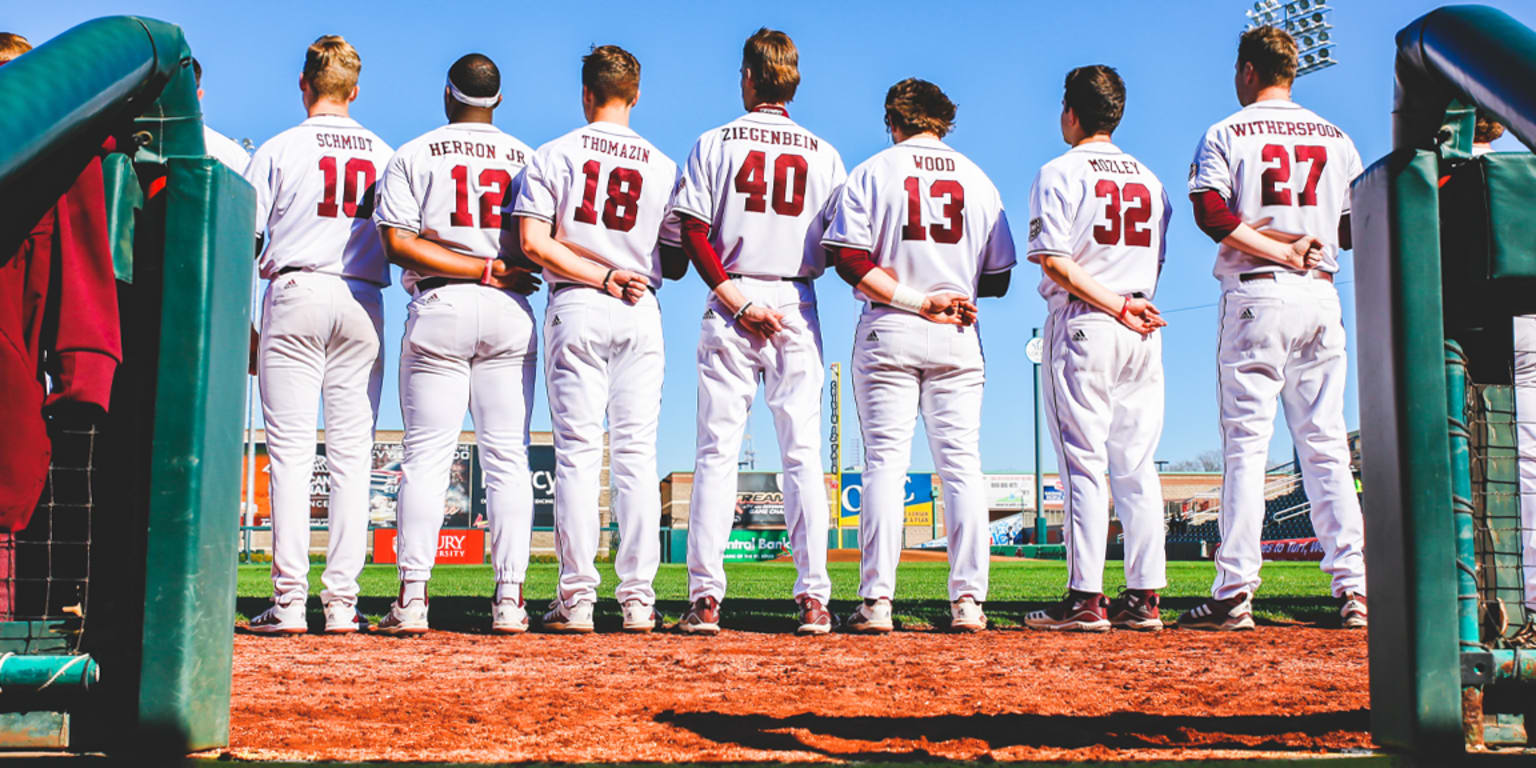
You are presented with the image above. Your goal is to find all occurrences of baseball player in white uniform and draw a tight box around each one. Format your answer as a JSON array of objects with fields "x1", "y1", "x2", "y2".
[
  {"x1": 1023, "y1": 66, "x2": 1171, "y2": 633},
  {"x1": 823, "y1": 78, "x2": 1015, "y2": 633},
  {"x1": 671, "y1": 29, "x2": 844, "y2": 636},
  {"x1": 513, "y1": 45, "x2": 685, "y2": 634},
  {"x1": 241, "y1": 36, "x2": 393, "y2": 635},
  {"x1": 370, "y1": 54, "x2": 541, "y2": 635},
  {"x1": 1478, "y1": 111, "x2": 1536, "y2": 645},
  {"x1": 192, "y1": 58, "x2": 251, "y2": 174},
  {"x1": 1181, "y1": 26, "x2": 1366, "y2": 631}
]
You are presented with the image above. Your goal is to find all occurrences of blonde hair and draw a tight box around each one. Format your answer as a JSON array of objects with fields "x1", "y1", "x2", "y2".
[
  {"x1": 303, "y1": 35, "x2": 361, "y2": 100},
  {"x1": 742, "y1": 28, "x2": 799, "y2": 103},
  {"x1": 582, "y1": 45, "x2": 640, "y2": 105},
  {"x1": 0, "y1": 33, "x2": 32, "y2": 64}
]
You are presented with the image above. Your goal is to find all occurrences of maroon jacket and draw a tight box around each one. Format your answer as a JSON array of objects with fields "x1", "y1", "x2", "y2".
[{"x1": 0, "y1": 155, "x2": 121, "y2": 530}]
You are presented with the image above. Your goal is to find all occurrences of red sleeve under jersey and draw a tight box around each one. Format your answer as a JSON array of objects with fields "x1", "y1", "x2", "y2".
[
  {"x1": 680, "y1": 216, "x2": 728, "y2": 289},
  {"x1": 833, "y1": 246, "x2": 877, "y2": 287},
  {"x1": 1189, "y1": 190, "x2": 1242, "y2": 243}
]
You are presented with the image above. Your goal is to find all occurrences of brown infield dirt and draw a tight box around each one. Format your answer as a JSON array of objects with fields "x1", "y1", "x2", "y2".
[{"x1": 218, "y1": 625, "x2": 1372, "y2": 763}]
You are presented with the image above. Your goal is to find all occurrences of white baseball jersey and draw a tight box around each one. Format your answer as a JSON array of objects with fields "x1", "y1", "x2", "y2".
[
  {"x1": 822, "y1": 136, "x2": 1015, "y2": 302},
  {"x1": 204, "y1": 125, "x2": 251, "y2": 175},
  {"x1": 670, "y1": 107, "x2": 846, "y2": 278},
  {"x1": 512, "y1": 121, "x2": 681, "y2": 286},
  {"x1": 1028, "y1": 142, "x2": 1171, "y2": 311},
  {"x1": 373, "y1": 122, "x2": 534, "y2": 293},
  {"x1": 1188, "y1": 98, "x2": 1364, "y2": 278},
  {"x1": 245, "y1": 115, "x2": 394, "y2": 285}
]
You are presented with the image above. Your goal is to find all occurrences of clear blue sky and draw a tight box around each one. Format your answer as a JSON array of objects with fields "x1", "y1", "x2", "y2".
[{"x1": 14, "y1": 1, "x2": 1536, "y2": 475}]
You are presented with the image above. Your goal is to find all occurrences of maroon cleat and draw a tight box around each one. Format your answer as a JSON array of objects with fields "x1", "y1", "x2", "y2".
[
  {"x1": 795, "y1": 596, "x2": 834, "y2": 635},
  {"x1": 1108, "y1": 589, "x2": 1164, "y2": 631},
  {"x1": 1026, "y1": 591, "x2": 1110, "y2": 632},
  {"x1": 679, "y1": 596, "x2": 720, "y2": 635}
]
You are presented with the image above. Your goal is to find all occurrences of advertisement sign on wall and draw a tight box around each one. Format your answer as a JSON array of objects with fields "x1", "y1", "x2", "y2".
[
  {"x1": 839, "y1": 473, "x2": 934, "y2": 528},
  {"x1": 242, "y1": 440, "x2": 486, "y2": 528},
  {"x1": 371, "y1": 527, "x2": 486, "y2": 565},
  {"x1": 734, "y1": 472, "x2": 787, "y2": 529},
  {"x1": 722, "y1": 529, "x2": 790, "y2": 562},
  {"x1": 986, "y1": 474, "x2": 1034, "y2": 511},
  {"x1": 470, "y1": 444, "x2": 556, "y2": 528}
]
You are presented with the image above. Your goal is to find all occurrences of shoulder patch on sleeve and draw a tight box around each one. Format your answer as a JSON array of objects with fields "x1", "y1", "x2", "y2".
[
  {"x1": 1029, "y1": 217, "x2": 1043, "y2": 241},
  {"x1": 1188, "y1": 162, "x2": 1198, "y2": 181}
]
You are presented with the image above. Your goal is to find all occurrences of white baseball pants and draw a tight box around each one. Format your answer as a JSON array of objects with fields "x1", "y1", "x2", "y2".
[
  {"x1": 545, "y1": 287, "x2": 663, "y2": 607},
  {"x1": 687, "y1": 278, "x2": 831, "y2": 605},
  {"x1": 1511, "y1": 315, "x2": 1536, "y2": 612},
  {"x1": 1213, "y1": 273, "x2": 1366, "y2": 600},
  {"x1": 852, "y1": 308, "x2": 989, "y2": 602},
  {"x1": 258, "y1": 272, "x2": 384, "y2": 607},
  {"x1": 395, "y1": 283, "x2": 537, "y2": 588},
  {"x1": 1043, "y1": 302, "x2": 1167, "y2": 594}
]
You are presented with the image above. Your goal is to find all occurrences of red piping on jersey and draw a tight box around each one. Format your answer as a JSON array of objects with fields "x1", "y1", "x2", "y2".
[
  {"x1": 1189, "y1": 190, "x2": 1242, "y2": 243},
  {"x1": 833, "y1": 246, "x2": 878, "y2": 287},
  {"x1": 680, "y1": 216, "x2": 729, "y2": 289},
  {"x1": 752, "y1": 104, "x2": 789, "y2": 117}
]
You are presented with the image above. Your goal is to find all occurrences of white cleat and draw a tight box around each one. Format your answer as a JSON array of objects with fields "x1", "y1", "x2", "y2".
[
  {"x1": 621, "y1": 599, "x2": 658, "y2": 633},
  {"x1": 492, "y1": 599, "x2": 530, "y2": 634},
  {"x1": 846, "y1": 598, "x2": 895, "y2": 634},
  {"x1": 323, "y1": 601, "x2": 369, "y2": 634},
  {"x1": 950, "y1": 596, "x2": 987, "y2": 633},
  {"x1": 375, "y1": 599, "x2": 430, "y2": 636},
  {"x1": 243, "y1": 600, "x2": 307, "y2": 635},
  {"x1": 542, "y1": 600, "x2": 595, "y2": 634}
]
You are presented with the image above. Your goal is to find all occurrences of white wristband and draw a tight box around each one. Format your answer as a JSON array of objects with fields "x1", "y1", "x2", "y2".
[{"x1": 889, "y1": 283, "x2": 927, "y2": 314}]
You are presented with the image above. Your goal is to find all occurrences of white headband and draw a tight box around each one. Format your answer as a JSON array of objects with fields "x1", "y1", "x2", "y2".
[{"x1": 447, "y1": 77, "x2": 500, "y2": 108}]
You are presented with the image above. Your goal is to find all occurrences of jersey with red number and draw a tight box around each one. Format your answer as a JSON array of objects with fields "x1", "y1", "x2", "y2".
[
  {"x1": 373, "y1": 122, "x2": 534, "y2": 293},
  {"x1": 245, "y1": 115, "x2": 394, "y2": 285},
  {"x1": 670, "y1": 108, "x2": 846, "y2": 278},
  {"x1": 511, "y1": 121, "x2": 681, "y2": 286},
  {"x1": 1027, "y1": 143, "x2": 1171, "y2": 312},
  {"x1": 822, "y1": 136, "x2": 1015, "y2": 302},
  {"x1": 1188, "y1": 99, "x2": 1363, "y2": 278}
]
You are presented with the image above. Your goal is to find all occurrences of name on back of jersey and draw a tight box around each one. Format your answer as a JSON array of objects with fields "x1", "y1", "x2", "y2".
[
  {"x1": 912, "y1": 154, "x2": 955, "y2": 172},
  {"x1": 1228, "y1": 119, "x2": 1345, "y2": 139},
  {"x1": 315, "y1": 132, "x2": 379, "y2": 152},
  {"x1": 582, "y1": 134, "x2": 651, "y2": 163},
  {"x1": 428, "y1": 139, "x2": 526, "y2": 165},
  {"x1": 1088, "y1": 158, "x2": 1143, "y2": 175},
  {"x1": 720, "y1": 125, "x2": 819, "y2": 151}
]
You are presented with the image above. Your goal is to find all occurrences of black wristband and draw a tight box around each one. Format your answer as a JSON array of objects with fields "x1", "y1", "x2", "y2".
[{"x1": 601, "y1": 268, "x2": 616, "y2": 291}]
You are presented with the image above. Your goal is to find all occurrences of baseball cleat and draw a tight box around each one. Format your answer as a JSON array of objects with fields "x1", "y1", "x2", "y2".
[
  {"x1": 1025, "y1": 591, "x2": 1110, "y2": 632},
  {"x1": 375, "y1": 598, "x2": 430, "y2": 636},
  {"x1": 845, "y1": 598, "x2": 894, "y2": 634},
  {"x1": 950, "y1": 596, "x2": 987, "y2": 632},
  {"x1": 679, "y1": 596, "x2": 721, "y2": 635},
  {"x1": 323, "y1": 601, "x2": 369, "y2": 634},
  {"x1": 1338, "y1": 593, "x2": 1368, "y2": 630},
  {"x1": 620, "y1": 599, "x2": 658, "y2": 633},
  {"x1": 492, "y1": 599, "x2": 530, "y2": 635},
  {"x1": 1177, "y1": 593, "x2": 1256, "y2": 631},
  {"x1": 242, "y1": 600, "x2": 307, "y2": 635},
  {"x1": 795, "y1": 596, "x2": 833, "y2": 635},
  {"x1": 1108, "y1": 589, "x2": 1164, "y2": 631},
  {"x1": 543, "y1": 600, "x2": 595, "y2": 634}
]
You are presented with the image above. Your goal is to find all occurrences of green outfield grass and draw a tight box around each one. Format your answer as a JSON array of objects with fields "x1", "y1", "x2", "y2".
[{"x1": 237, "y1": 559, "x2": 1339, "y2": 632}]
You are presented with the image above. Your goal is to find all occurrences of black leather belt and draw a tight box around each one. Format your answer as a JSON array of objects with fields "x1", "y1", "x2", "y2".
[
  {"x1": 551, "y1": 282, "x2": 656, "y2": 295},
  {"x1": 277, "y1": 266, "x2": 304, "y2": 275},
  {"x1": 728, "y1": 273, "x2": 810, "y2": 284},
  {"x1": 1239, "y1": 270, "x2": 1333, "y2": 283},
  {"x1": 416, "y1": 276, "x2": 477, "y2": 292},
  {"x1": 1070, "y1": 291, "x2": 1147, "y2": 302}
]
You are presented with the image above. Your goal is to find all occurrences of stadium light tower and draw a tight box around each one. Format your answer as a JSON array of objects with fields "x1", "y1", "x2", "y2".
[{"x1": 1246, "y1": 0, "x2": 1338, "y2": 77}]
